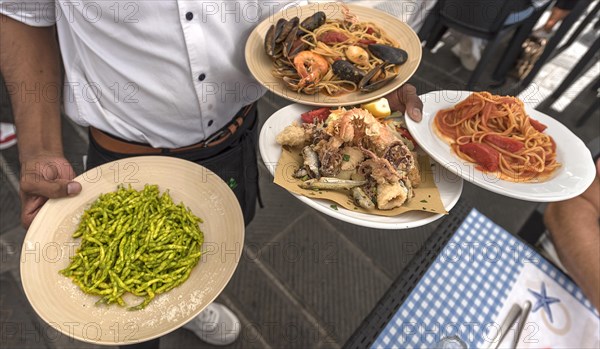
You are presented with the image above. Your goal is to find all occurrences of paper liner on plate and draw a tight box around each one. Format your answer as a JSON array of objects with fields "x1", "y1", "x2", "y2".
[{"x1": 274, "y1": 147, "x2": 447, "y2": 216}]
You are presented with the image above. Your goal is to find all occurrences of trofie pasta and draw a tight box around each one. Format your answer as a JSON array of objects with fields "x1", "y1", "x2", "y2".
[
  {"x1": 60, "y1": 185, "x2": 204, "y2": 310},
  {"x1": 433, "y1": 92, "x2": 560, "y2": 182}
]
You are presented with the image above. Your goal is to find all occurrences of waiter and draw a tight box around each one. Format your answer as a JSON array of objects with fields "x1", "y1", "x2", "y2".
[{"x1": 0, "y1": 1, "x2": 423, "y2": 346}]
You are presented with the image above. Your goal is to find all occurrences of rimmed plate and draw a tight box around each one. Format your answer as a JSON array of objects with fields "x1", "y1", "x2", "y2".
[
  {"x1": 406, "y1": 90, "x2": 596, "y2": 202},
  {"x1": 245, "y1": 3, "x2": 422, "y2": 107},
  {"x1": 21, "y1": 156, "x2": 244, "y2": 345},
  {"x1": 259, "y1": 103, "x2": 463, "y2": 230}
]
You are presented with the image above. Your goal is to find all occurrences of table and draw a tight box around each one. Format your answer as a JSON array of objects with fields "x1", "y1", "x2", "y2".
[
  {"x1": 344, "y1": 200, "x2": 471, "y2": 348},
  {"x1": 345, "y1": 200, "x2": 599, "y2": 348}
]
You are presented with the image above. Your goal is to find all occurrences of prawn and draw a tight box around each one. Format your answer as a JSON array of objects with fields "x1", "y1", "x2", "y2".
[{"x1": 293, "y1": 51, "x2": 329, "y2": 88}]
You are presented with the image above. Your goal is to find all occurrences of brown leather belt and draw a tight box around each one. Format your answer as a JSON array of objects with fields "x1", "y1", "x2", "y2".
[{"x1": 90, "y1": 104, "x2": 254, "y2": 155}]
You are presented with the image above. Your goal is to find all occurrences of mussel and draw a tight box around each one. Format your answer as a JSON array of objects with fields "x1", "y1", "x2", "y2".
[
  {"x1": 265, "y1": 24, "x2": 277, "y2": 57},
  {"x1": 332, "y1": 60, "x2": 397, "y2": 92},
  {"x1": 276, "y1": 18, "x2": 295, "y2": 43},
  {"x1": 358, "y1": 63, "x2": 397, "y2": 92},
  {"x1": 332, "y1": 60, "x2": 365, "y2": 84},
  {"x1": 267, "y1": 12, "x2": 327, "y2": 59},
  {"x1": 300, "y1": 11, "x2": 326, "y2": 32},
  {"x1": 282, "y1": 25, "x2": 300, "y2": 58},
  {"x1": 368, "y1": 44, "x2": 408, "y2": 65}
]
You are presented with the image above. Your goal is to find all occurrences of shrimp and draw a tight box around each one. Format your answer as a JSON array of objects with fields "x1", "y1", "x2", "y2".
[
  {"x1": 341, "y1": 3, "x2": 359, "y2": 24},
  {"x1": 293, "y1": 51, "x2": 329, "y2": 88}
]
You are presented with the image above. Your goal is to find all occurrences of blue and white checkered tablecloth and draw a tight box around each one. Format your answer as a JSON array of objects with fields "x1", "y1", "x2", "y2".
[{"x1": 371, "y1": 208, "x2": 599, "y2": 349}]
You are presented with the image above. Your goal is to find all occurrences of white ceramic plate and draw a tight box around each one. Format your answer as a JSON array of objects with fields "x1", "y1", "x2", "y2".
[
  {"x1": 21, "y1": 157, "x2": 244, "y2": 345},
  {"x1": 406, "y1": 90, "x2": 596, "y2": 202},
  {"x1": 259, "y1": 103, "x2": 463, "y2": 230},
  {"x1": 245, "y1": 3, "x2": 422, "y2": 107}
]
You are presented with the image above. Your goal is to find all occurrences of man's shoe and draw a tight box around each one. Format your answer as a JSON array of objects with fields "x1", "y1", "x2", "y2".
[
  {"x1": 0, "y1": 123, "x2": 17, "y2": 150},
  {"x1": 183, "y1": 302, "x2": 240, "y2": 346}
]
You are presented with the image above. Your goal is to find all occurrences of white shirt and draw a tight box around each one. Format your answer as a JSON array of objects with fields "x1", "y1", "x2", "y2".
[
  {"x1": 1, "y1": 0, "x2": 421, "y2": 148},
  {"x1": 2, "y1": 1, "x2": 299, "y2": 148}
]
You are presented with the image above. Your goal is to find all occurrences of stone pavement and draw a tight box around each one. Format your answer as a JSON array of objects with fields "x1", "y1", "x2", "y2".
[{"x1": 1, "y1": 11, "x2": 598, "y2": 349}]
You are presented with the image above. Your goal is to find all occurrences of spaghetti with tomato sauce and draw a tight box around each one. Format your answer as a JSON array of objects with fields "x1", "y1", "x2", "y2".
[{"x1": 433, "y1": 92, "x2": 560, "y2": 182}]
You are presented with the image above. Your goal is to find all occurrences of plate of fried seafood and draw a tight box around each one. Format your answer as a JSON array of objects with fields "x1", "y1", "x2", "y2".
[
  {"x1": 406, "y1": 90, "x2": 596, "y2": 202},
  {"x1": 259, "y1": 103, "x2": 463, "y2": 230},
  {"x1": 21, "y1": 157, "x2": 244, "y2": 345},
  {"x1": 245, "y1": 3, "x2": 422, "y2": 106}
]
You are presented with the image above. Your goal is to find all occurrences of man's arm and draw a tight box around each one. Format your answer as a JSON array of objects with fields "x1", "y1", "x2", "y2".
[
  {"x1": 0, "y1": 14, "x2": 81, "y2": 227},
  {"x1": 544, "y1": 163, "x2": 600, "y2": 311}
]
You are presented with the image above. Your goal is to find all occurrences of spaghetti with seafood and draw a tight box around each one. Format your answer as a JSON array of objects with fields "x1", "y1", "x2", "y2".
[
  {"x1": 433, "y1": 92, "x2": 560, "y2": 182},
  {"x1": 265, "y1": 6, "x2": 408, "y2": 96}
]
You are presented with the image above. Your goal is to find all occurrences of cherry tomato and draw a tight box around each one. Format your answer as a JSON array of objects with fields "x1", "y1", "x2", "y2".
[
  {"x1": 301, "y1": 107, "x2": 330, "y2": 123},
  {"x1": 486, "y1": 134, "x2": 524, "y2": 152},
  {"x1": 318, "y1": 31, "x2": 349, "y2": 44},
  {"x1": 397, "y1": 126, "x2": 415, "y2": 144},
  {"x1": 459, "y1": 143, "x2": 500, "y2": 172},
  {"x1": 357, "y1": 39, "x2": 377, "y2": 46},
  {"x1": 529, "y1": 118, "x2": 547, "y2": 132}
]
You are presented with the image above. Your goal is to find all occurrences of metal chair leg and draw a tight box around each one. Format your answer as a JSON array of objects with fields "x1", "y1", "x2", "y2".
[
  {"x1": 575, "y1": 97, "x2": 600, "y2": 127},
  {"x1": 518, "y1": 0, "x2": 591, "y2": 91},
  {"x1": 576, "y1": 77, "x2": 600, "y2": 127},
  {"x1": 492, "y1": 3, "x2": 550, "y2": 82},
  {"x1": 553, "y1": 1, "x2": 600, "y2": 59},
  {"x1": 550, "y1": 36, "x2": 600, "y2": 100},
  {"x1": 466, "y1": 34, "x2": 503, "y2": 90},
  {"x1": 425, "y1": 22, "x2": 448, "y2": 50}
]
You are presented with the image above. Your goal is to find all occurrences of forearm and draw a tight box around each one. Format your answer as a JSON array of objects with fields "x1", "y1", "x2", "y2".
[
  {"x1": 0, "y1": 15, "x2": 63, "y2": 160},
  {"x1": 545, "y1": 177, "x2": 600, "y2": 310}
]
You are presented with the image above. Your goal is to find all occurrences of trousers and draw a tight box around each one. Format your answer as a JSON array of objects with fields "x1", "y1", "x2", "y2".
[{"x1": 85, "y1": 106, "x2": 260, "y2": 349}]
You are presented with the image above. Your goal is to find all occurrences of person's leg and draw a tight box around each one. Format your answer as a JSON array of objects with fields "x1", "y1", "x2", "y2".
[
  {"x1": 450, "y1": 34, "x2": 482, "y2": 71},
  {"x1": 0, "y1": 122, "x2": 17, "y2": 150},
  {"x1": 543, "y1": 1, "x2": 575, "y2": 32}
]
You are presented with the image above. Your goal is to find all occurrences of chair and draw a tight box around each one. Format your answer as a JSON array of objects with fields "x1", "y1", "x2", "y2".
[
  {"x1": 420, "y1": 0, "x2": 534, "y2": 90},
  {"x1": 517, "y1": 0, "x2": 594, "y2": 90},
  {"x1": 536, "y1": 33, "x2": 599, "y2": 127}
]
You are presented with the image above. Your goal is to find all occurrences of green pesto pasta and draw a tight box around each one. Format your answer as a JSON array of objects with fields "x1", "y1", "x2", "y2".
[{"x1": 60, "y1": 185, "x2": 204, "y2": 310}]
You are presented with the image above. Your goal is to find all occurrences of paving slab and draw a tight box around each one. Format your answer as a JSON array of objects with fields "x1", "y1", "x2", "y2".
[
  {"x1": 217, "y1": 250, "x2": 329, "y2": 349},
  {"x1": 322, "y1": 215, "x2": 438, "y2": 278},
  {"x1": 0, "y1": 272, "x2": 106, "y2": 349},
  {"x1": 245, "y1": 165, "x2": 311, "y2": 246},
  {"x1": 0, "y1": 272, "x2": 48, "y2": 349},
  {"x1": 460, "y1": 182, "x2": 538, "y2": 235},
  {"x1": 260, "y1": 214, "x2": 392, "y2": 344},
  {"x1": 0, "y1": 179, "x2": 20, "y2": 233},
  {"x1": 0, "y1": 225, "x2": 25, "y2": 284}
]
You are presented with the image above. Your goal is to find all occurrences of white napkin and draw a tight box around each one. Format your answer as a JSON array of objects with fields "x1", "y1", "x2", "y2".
[{"x1": 484, "y1": 263, "x2": 600, "y2": 348}]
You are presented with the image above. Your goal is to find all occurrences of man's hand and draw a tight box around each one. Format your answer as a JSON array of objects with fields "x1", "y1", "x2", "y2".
[
  {"x1": 20, "y1": 153, "x2": 81, "y2": 228},
  {"x1": 384, "y1": 84, "x2": 423, "y2": 122}
]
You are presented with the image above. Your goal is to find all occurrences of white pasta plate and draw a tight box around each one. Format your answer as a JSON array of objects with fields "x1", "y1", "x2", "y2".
[
  {"x1": 406, "y1": 90, "x2": 596, "y2": 202},
  {"x1": 259, "y1": 103, "x2": 463, "y2": 230},
  {"x1": 21, "y1": 157, "x2": 244, "y2": 345}
]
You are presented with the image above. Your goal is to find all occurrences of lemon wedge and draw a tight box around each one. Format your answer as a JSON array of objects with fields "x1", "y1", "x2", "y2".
[{"x1": 361, "y1": 98, "x2": 391, "y2": 118}]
